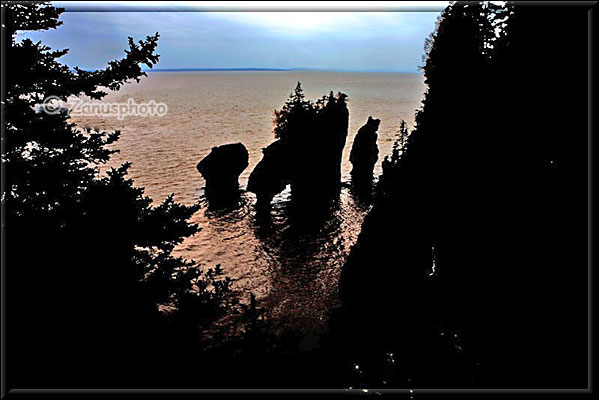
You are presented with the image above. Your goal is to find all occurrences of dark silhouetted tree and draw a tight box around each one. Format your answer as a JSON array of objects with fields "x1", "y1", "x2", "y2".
[{"x1": 3, "y1": 1, "x2": 235, "y2": 388}]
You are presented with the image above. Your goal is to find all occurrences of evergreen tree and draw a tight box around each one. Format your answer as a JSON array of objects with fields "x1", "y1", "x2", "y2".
[
  {"x1": 273, "y1": 81, "x2": 312, "y2": 140},
  {"x1": 3, "y1": 1, "x2": 234, "y2": 387}
]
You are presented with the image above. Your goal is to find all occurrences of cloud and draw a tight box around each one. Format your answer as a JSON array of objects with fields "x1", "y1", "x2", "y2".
[{"x1": 19, "y1": 7, "x2": 442, "y2": 72}]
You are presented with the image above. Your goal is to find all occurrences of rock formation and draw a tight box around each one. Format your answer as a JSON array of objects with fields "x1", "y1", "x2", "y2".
[
  {"x1": 349, "y1": 116, "x2": 380, "y2": 195},
  {"x1": 247, "y1": 83, "x2": 349, "y2": 211},
  {"x1": 196, "y1": 143, "x2": 248, "y2": 203},
  {"x1": 247, "y1": 140, "x2": 289, "y2": 209}
]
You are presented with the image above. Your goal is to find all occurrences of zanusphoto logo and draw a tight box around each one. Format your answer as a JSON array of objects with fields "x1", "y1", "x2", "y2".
[{"x1": 34, "y1": 96, "x2": 168, "y2": 120}]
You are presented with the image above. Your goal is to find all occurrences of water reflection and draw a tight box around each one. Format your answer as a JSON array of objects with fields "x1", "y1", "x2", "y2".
[{"x1": 177, "y1": 184, "x2": 371, "y2": 333}]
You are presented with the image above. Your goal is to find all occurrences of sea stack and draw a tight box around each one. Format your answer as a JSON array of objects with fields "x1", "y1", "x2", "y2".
[
  {"x1": 247, "y1": 83, "x2": 349, "y2": 212},
  {"x1": 247, "y1": 141, "x2": 289, "y2": 210},
  {"x1": 197, "y1": 143, "x2": 249, "y2": 203},
  {"x1": 349, "y1": 116, "x2": 380, "y2": 194}
]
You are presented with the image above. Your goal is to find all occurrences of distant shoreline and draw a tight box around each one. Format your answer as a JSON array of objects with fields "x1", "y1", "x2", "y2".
[
  {"x1": 147, "y1": 68, "x2": 288, "y2": 72},
  {"x1": 144, "y1": 68, "x2": 421, "y2": 73}
]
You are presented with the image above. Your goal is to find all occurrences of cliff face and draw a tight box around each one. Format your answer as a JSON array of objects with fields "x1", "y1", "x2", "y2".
[
  {"x1": 335, "y1": 2, "x2": 589, "y2": 389},
  {"x1": 248, "y1": 84, "x2": 349, "y2": 211}
]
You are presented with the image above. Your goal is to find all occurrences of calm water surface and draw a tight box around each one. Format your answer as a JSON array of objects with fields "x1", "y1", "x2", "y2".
[{"x1": 72, "y1": 71, "x2": 426, "y2": 332}]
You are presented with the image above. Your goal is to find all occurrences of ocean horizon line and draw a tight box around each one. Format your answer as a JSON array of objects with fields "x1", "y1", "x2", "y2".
[{"x1": 143, "y1": 67, "x2": 422, "y2": 74}]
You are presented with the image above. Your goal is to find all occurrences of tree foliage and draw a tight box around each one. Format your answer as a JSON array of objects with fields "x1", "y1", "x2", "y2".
[{"x1": 3, "y1": 1, "x2": 235, "y2": 387}]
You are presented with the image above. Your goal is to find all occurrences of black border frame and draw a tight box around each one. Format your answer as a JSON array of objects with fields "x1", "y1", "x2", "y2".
[{"x1": 0, "y1": 1, "x2": 595, "y2": 397}]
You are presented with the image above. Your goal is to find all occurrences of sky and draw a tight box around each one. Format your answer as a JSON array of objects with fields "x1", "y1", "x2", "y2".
[{"x1": 19, "y1": 1, "x2": 446, "y2": 73}]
